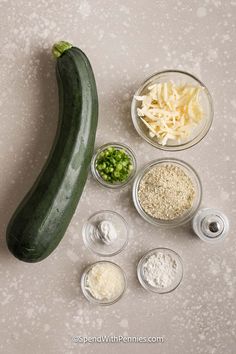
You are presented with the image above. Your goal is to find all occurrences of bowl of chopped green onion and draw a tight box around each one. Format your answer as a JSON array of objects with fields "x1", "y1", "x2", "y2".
[{"x1": 91, "y1": 142, "x2": 137, "y2": 189}]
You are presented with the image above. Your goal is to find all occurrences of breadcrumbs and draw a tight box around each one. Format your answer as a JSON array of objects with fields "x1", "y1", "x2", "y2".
[{"x1": 138, "y1": 164, "x2": 195, "y2": 220}]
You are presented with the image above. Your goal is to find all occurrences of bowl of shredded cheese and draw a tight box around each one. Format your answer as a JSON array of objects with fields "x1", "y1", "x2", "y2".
[
  {"x1": 132, "y1": 158, "x2": 202, "y2": 228},
  {"x1": 131, "y1": 70, "x2": 213, "y2": 151}
]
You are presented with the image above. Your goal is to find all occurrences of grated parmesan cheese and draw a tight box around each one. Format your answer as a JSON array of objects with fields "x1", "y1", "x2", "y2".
[
  {"x1": 86, "y1": 262, "x2": 125, "y2": 301},
  {"x1": 135, "y1": 81, "x2": 203, "y2": 145}
]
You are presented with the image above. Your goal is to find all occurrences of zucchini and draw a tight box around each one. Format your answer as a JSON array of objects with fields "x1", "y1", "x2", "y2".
[{"x1": 6, "y1": 41, "x2": 98, "y2": 262}]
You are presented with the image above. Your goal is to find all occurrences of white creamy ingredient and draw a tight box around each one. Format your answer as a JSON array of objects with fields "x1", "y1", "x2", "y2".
[
  {"x1": 94, "y1": 220, "x2": 117, "y2": 244},
  {"x1": 86, "y1": 263, "x2": 125, "y2": 301},
  {"x1": 143, "y1": 252, "x2": 178, "y2": 288}
]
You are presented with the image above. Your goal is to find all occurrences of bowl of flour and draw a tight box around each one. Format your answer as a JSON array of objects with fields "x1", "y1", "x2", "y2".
[{"x1": 137, "y1": 248, "x2": 183, "y2": 294}]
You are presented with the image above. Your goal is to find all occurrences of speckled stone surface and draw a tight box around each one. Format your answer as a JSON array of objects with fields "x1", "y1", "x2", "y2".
[{"x1": 0, "y1": 1, "x2": 236, "y2": 353}]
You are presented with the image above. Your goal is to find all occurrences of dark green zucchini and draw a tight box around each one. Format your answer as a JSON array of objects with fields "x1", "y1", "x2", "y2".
[{"x1": 6, "y1": 41, "x2": 98, "y2": 262}]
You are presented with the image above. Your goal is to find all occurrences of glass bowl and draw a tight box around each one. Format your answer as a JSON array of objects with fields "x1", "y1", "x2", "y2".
[
  {"x1": 132, "y1": 158, "x2": 202, "y2": 228},
  {"x1": 137, "y1": 248, "x2": 183, "y2": 294},
  {"x1": 91, "y1": 142, "x2": 137, "y2": 189},
  {"x1": 81, "y1": 261, "x2": 127, "y2": 305},
  {"x1": 131, "y1": 70, "x2": 213, "y2": 151},
  {"x1": 82, "y1": 210, "x2": 128, "y2": 257}
]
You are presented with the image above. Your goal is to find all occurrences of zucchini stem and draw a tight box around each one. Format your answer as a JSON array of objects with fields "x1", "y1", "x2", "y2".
[{"x1": 52, "y1": 41, "x2": 73, "y2": 58}]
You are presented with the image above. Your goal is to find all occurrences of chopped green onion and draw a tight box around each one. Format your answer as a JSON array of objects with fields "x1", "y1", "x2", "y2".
[{"x1": 96, "y1": 145, "x2": 133, "y2": 184}]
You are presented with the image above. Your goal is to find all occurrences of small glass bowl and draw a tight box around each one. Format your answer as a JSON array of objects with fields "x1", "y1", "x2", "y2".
[
  {"x1": 91, "y1": 142, "x2": 137, "y2": 189},
  {"x1": 81, "y1": 261, "x2": 127, "y2": 305},
  {"x1": 131, "y1": 70, "x2": 213, "y2": 151},
  {"x1": 137, "y1": 248, "x2": 183, "y2": 294},
  {"x1": 82, "y1": 210, "x2": 128, "y2": 257},
  {"x1": 132, "y1": 158, "x2": 202, "y2": 228}
]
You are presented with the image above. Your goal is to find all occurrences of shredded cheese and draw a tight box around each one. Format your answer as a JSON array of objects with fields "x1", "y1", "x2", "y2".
[{"x1": 135, "y1": 81, "x2": 203, "y2": 145}]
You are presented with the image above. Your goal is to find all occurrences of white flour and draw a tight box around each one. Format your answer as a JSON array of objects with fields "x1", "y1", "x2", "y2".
[{"x1": 143, "y1": 252, "x2": 178, "y2": 288}]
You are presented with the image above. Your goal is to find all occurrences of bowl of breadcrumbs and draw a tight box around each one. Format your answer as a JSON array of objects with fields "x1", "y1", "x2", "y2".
[{"x1": 132, "y1": 158, "x2": 202, "y2": 228}]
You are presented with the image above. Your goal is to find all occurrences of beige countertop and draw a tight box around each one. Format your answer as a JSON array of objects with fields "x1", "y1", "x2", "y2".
[{"x1": 0, "y1": 1, "x2": 236, "y2": 353}]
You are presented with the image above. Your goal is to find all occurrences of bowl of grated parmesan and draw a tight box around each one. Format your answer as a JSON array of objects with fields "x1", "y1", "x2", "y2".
[
  {"x1": 131, "y1": 70, "x2": 213, "y2": 151},
  {"x1": 81, "y1": 261, "x2": 127, "y2": 305},
  {"x1": 132, "y1": 158, "x2": 202, "y2": 228}
]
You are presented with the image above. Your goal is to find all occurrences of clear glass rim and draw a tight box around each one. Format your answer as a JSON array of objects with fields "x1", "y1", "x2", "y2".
[
  {"x1": 81, "y1": 261, "x2": 127, "y2": 305},
  {"x1": 91, "y1": 142, "x2": 137, "y2": 189},
  {"x1": 132, "y1": 158, "x2": 202, "y2": 228},
  {"x1": 82, "y1": 210, "x2": 129, "y2": 257},
  {"x1": 131, "y1": 69, "x2": 214, "y2": 151},
  {"x1": 137, "y1": 247, "x2": 184, "y2": 294}
]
